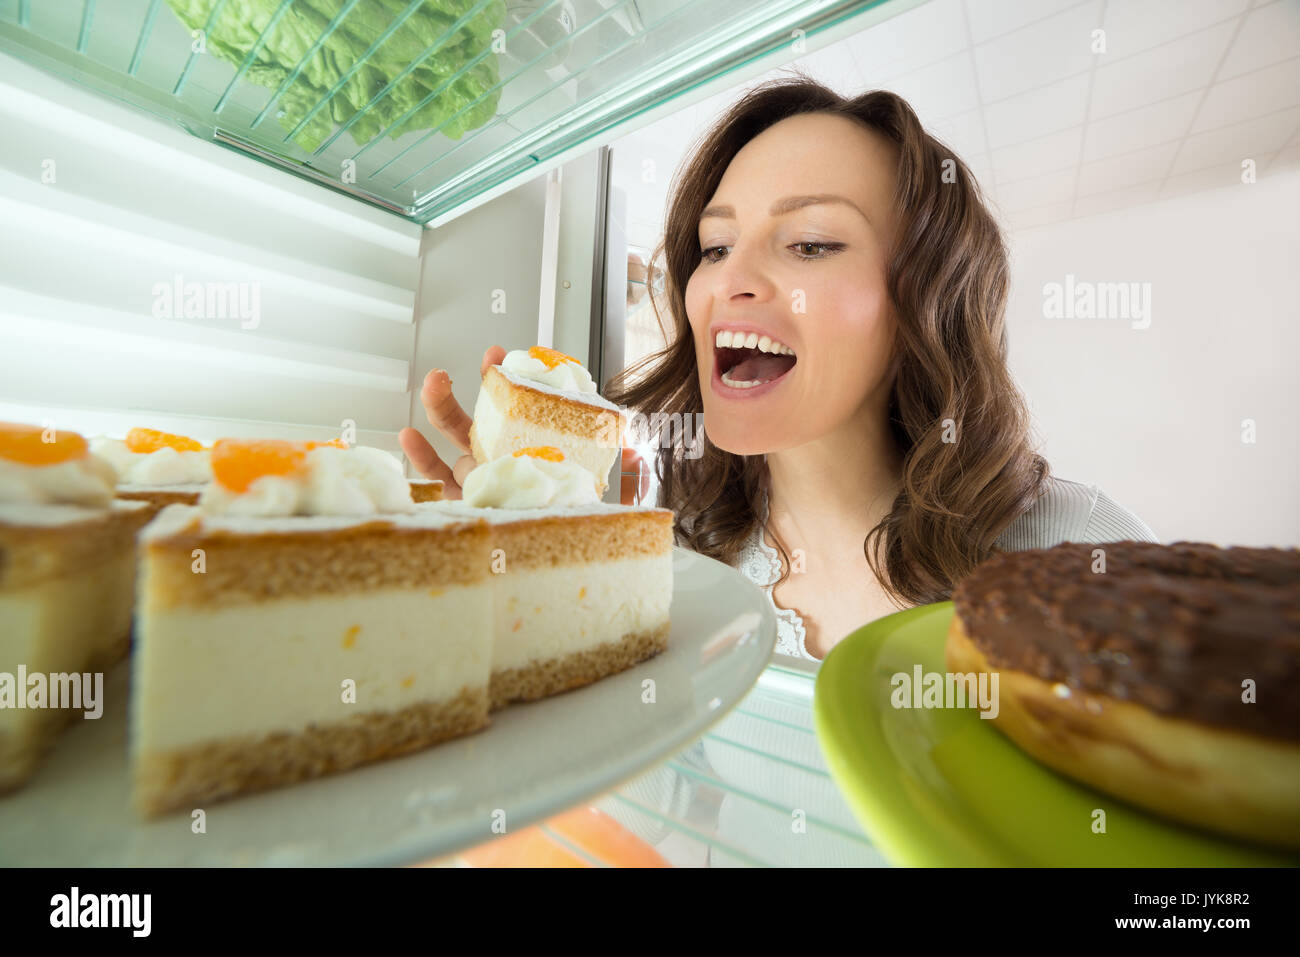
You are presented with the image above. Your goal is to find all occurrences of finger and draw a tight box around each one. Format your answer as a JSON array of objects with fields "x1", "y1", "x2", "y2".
[
  {"x1": 481, "y1": 345, "x2": 506, "y2": 378},
  {"x1": 452, "y1": 453, "x2": 477, "y2": 492},
  {"x1": 419, "y1": 368, "x2": 473, "y2": 455},
  {"x1": 398, "y1": 427, "x2": 458, "y2": 490}
]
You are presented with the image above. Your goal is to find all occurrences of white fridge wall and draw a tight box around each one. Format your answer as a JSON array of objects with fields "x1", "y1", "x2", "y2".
[
  {"x1": 0, "y1": 51, "x2": 423, "y2": 453},
  {"x1": 2, "y1": 41, "x2": 627, "y2": 488},
  {"x1": 1003, "y1": 168, "x2": 1300, "y2": 548},
  {"x1": 409, "y1": 171, "x2": 549, "y2": 479}
]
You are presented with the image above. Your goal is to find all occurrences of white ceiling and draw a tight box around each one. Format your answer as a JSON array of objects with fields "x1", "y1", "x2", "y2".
[{"x1": 612, "y1": 0, "x2": 1300, "y2": 247}]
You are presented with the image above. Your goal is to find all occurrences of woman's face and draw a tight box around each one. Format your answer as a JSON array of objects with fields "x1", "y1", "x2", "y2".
[{"x1": 685, "y1": 111, "x2": 900, "y2": 456}]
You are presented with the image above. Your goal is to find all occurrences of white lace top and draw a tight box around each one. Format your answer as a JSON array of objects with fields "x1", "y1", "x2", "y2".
[
  {"x1": 736, "y1": 490, "x2": 812, "y2": 659},
  {"x1": 733, "y1": 475, "x2": 1159, "y2": 662}
]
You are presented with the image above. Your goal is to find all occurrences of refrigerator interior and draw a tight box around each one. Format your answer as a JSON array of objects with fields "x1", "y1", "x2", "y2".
[{"x1": 0, "y1": 0, "x2": 919, "y2": 471}]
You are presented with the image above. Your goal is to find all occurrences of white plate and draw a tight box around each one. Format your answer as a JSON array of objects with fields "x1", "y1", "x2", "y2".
[{"x1": 0, "y1": 547, "x2": 776, "y2": 865}]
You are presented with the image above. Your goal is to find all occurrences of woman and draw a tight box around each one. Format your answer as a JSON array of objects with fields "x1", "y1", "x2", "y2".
[{"x1": 400, "y1": 75, "x2": 1157, "y2": 665}]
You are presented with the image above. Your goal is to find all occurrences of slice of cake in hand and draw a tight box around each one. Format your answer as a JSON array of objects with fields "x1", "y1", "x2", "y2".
[
  {"x1": 469, "y1": 347, "x2": 625, "y2": 498},
  {"x1": 0, "y1": 422, "x2": 153, "y2": 790},
  {"x1": 131, "y1": 438, "x2": 494, "y2": 818},
  {"x1": 431, "y1": 446, "x2": 673, "y2": 711}
]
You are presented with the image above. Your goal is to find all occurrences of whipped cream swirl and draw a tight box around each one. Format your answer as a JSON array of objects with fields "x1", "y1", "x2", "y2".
[
  {"x1": 90, "y1": 437, "x2": 212, "y2": 485},
  {"x1": 200, "y1": 445, "x2": 415, "y2": 517},
  {"x1": 0, "y1": 453, "x2": 117, "y2": 507},
  {"x1": 461, "y1": 452, "x2": 600, "y2": 508},
  {"x1": 501, "y1": 349, "x2": 597, "y2": 394}
]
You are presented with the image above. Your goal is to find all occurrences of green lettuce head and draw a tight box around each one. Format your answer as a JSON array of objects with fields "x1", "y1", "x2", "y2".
[{"x1": 167, "y1": 0, "x2": 506, "y2": 152}]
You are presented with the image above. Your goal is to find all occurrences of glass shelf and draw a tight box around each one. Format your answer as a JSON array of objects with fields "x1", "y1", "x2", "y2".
[
  {"x1": 599, "y1": 656, "x2": 888, "y2": 866},
  {"x1": 0, "y1": 0, "x2": 900, "y2": 223},
  {"x1": 422, "y1": 655, "x2": 891, "y2": 867}
]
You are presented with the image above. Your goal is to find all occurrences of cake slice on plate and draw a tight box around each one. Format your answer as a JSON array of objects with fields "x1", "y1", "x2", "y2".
[
  {"x1": 469, "y1": 347, "x2": 625, "y2": 498},
  {"x1": 91, "y1": 427, "x2": 213, "y2": 514},
  {"x1": 0, "y1": 422, "x2": 153, "y2": 790},
  {"x1": 409, "y1": 479, "x2": 445, "y2": 503},
  {"x1": 130, "y1": 438, "x2": 494, "y2": 817},
  {"x1": 430, "y1": 446, "x2": 673, "y2": 710}
]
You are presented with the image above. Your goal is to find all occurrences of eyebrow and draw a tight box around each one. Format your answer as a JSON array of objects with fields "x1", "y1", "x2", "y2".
[{"x1": 699, "y1": 194, "x2": 870, "y2": 225}]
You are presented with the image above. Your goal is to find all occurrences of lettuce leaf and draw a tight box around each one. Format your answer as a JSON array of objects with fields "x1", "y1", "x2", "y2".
[{"x1": 167, "y1": 0, "x2": 505, "y2": 152}]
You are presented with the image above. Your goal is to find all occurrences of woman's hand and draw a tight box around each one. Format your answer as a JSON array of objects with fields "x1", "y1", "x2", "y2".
[{"x1": 399, "y1": 345, "x2": 506, "y2": 500}]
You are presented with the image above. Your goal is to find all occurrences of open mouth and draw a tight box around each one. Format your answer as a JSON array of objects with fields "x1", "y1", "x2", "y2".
[{"x1": 715, "y1": 340, "x2": 797, "y2": 389}]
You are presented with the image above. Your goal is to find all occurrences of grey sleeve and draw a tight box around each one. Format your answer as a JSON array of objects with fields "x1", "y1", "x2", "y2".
[
  {"x1": 993, "y1": 478, "x2": 1160, "y2": 551},
  {"x1": 1081, "y1": 487, "x2": 1159, "y2": 544}
]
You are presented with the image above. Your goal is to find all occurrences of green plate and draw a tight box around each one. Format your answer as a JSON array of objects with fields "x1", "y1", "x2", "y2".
[{"x1": 813, "y1": 602, "x2": 1299, "y2": 866}]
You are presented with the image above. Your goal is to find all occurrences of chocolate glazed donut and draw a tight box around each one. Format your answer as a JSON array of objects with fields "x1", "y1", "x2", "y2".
[{"x1": 945, "y1": 540, "x2": 1300, "y2": 850}]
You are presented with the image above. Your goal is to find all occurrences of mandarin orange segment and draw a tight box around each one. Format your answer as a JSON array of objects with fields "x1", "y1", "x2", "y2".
[
  {"x1": 210, "y1": 438, "x2": 309, "y2": 493},
  {"x1": 528, "y1": 345, "x2": 580, "y2": 370},
  {"x1": 0, "y1": 421, "x2": 88, "y2": 466},
  {"x1": 511, "y1": 445, "x2": 565, "y2": 462},
  {"x1": 125, "y1": 427, "x2": 204, "y2": 454}
]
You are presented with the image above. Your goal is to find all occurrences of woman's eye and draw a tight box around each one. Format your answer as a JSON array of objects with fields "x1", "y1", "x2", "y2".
[
  {"x1": 698, "y1": 241, "x2": 844, "y2": 263},
  {"x1": 791, "y1": 241, "x2": 844, "y2": 259}
]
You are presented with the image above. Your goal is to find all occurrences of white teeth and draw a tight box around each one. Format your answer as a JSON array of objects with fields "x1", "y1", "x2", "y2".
[
  {"x1": 720, "y1": 368, "x2": 772, "y2": 389},
  {"x1": 713, "y1": 329, "x2": 795, "y2": 355}
]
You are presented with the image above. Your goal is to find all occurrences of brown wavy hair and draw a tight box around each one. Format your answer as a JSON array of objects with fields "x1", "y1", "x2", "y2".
[{"x1": 603, "y1": 73, "x2": 1050, "y2": 608}]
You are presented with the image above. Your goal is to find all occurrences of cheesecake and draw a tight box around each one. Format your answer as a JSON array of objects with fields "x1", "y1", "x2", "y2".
[
  {"x1": 130, "y1": 438, "x2": 494, "y2": 817},
  {"x1": 432, "y1": 446, "x2": 673, "y2": 710},
  {"x1": 469, "y1": 347, "x2": 625, "y2": 498},
  {"x1": 0, "y1": 422, "x2": 153, "y2": 790}
]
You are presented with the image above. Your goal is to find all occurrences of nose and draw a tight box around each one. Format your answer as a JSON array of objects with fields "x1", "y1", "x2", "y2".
[{"x1": 707, "y1": 239, "x2": 777, "y2": 304}]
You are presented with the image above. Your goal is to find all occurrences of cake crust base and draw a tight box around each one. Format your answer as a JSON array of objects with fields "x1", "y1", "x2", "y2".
[
  {"x1": 490, "y1": 622, "x2": 670, "y2": 711},
  {"x1": 133, "y1": 685, "x2": 490, "y2": 818},
  {"x1": 115, "y1": 489, "x2": 201, "y2": 510},
  {"x1": 945, "y1": 612, "x2": 1300, "y2": 851}
]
